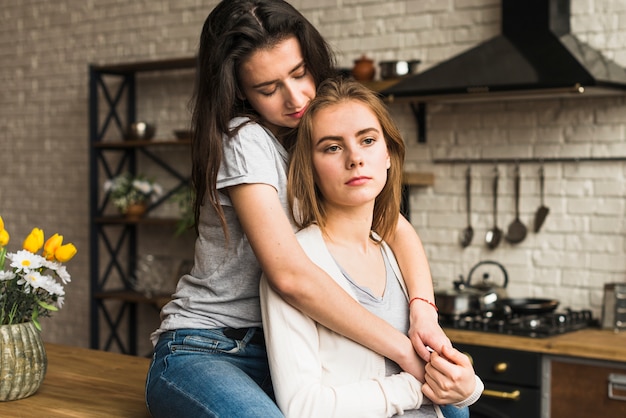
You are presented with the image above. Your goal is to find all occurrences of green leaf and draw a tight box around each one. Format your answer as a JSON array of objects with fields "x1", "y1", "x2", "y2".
[
  {"x1": 32, "y1": 318, "x2": 42, "y2": 331},
  {"x1": 37, "y1": 299, "x2": 59, "y2": 312},
  {"x1": 0, "y1": 247, "x2": 6, "y2": 270},
  {"x1": 31, "y1": 309, "x2": 42, "y2": 331}
]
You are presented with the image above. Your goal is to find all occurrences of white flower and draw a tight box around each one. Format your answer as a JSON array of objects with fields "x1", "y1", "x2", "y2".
[
  {"x1": 9, "y1": 250, "x2": 45, "y2": 272},
  {"x1": 38, "y1": 275, "x2": 65, "y2": 297},
  {"x1": 43, "y1": 258, "x2": 61, "y2": 271},
  {"x1": 133, "y1": 179, "x2": 153, "y2": 195},
  {"x1": 18, "y1": 270, "x2": 46, "y2": 291},
  {"x1": 54, "y1": 265, "x2": 71, "y2": 284},
  {"x1": 0, "y1": 270, "x2": 15, "y2": 281}
]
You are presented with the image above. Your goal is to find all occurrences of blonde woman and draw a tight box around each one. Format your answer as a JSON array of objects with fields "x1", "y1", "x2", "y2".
[{"x1": 261, "y1": 78, "x2": 482, "y2": 418}]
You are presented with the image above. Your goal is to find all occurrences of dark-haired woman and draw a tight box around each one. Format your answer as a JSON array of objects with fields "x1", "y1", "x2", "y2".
[{"x1": 146, "y1": 1, "x2": 449, "y2": 417}]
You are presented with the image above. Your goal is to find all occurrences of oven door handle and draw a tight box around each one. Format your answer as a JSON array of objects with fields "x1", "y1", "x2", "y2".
[
  {"x1": 608, "y1": 373, "x2": 626, "y2": 401},
  {"x1": 482, "y1": 389, "x2": 521, "y2": 401}
]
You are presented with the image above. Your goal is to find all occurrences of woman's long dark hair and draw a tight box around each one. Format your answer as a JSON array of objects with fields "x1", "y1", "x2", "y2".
[{"x1": 191, "y1": 0, "x2": 336, "y2": 236}]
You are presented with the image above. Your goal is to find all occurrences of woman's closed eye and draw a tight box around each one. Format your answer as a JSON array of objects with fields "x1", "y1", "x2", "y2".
[
  {"x1": 257, "y1": 66, "x2": 308, "y2": 97},
  {"x1": 259, "y1": 86, "x2": 277, "y2": 97},
  {"x1": 292, "y1": 66, "x2": 307, "y2": 79}
]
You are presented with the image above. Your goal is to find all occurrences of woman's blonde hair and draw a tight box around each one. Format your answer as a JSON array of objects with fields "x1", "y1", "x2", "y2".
[{"x1": 288, "y1": 77, "x2": 406, "y2": 242}]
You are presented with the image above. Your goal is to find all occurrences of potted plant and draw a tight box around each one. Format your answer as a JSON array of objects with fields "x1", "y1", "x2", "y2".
[
  {"x1": 103, "y1": 173, "x2": 163, "y2": 218},
  {"x1": 171, "y1": 186, "x2": 194, "y2": 236},
  {"x1": 0, "y1": 215, "x2": 78, "y2": 400}
]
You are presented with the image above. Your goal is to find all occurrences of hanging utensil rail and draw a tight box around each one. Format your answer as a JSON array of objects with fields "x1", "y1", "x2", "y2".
[{"x1": 433, "y1": 156, "x2": 626, "y2": 164}]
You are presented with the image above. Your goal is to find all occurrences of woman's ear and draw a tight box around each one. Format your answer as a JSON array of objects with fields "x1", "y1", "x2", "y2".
[{"x1": 386, "y1": 157, "x2": 391, "y2": 169}]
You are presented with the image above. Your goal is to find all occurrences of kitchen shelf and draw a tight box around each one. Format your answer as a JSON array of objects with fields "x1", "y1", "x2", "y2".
[
  {"x1": 93, "y1": 216, "x2": 180, "y2": 225},
  {"x1": 360, "y1": 79, "x2": 401, "y2": 92},
  {"x1": 91, "y1": 56, "x2": 197, "y2": 74},
  {"x1": 400, "y1": 171, "x2": 434, "y2": 221},
  {"x1": 94, "y1": 289, "x2": 170, "y2": 309},
  {"x1": 88, "y1": 57, "x2": 195, "y2": 355},
  {"x1": 402, "y1": 171, "x2": 434, "y2": 187},
  {"x1": 93, "y1": 139, "x2": 191, "y2": 149}
]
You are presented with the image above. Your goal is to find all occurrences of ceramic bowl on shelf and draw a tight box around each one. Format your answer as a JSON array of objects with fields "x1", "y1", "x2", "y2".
[
  {"x1": 125, "y1": 122, "x2": 156, "y2": 140},
  {"x1": 173, "y1": 129, "x2": 191, "y2": 140},
  {"x1": 379, "y1": 60, "x2": 421, "y2": 80}
]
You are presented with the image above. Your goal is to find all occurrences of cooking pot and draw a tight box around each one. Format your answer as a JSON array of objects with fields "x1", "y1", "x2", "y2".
[
  {"x1": 434, "y1": 283, "x2": 482, "y2": 317},
  {"x1": 435, "y1": 260, "x2": 509, "y2": 316},
  {"x1": 379, "y1": 60, "x2": 420, "y2": 80}
]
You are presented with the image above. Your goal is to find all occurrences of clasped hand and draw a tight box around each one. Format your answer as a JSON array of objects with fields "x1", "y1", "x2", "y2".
[
  {"x1": 422, "y1": 345, "x2": 476, "y2": 405},
  {"x1": 406, "y1": 303, "x2": 476, "y2": 405}
]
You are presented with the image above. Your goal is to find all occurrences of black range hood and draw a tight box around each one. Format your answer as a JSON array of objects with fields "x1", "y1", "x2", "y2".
[{"x1": 383, "y1": 0, "x2": 626, "y2": 102}]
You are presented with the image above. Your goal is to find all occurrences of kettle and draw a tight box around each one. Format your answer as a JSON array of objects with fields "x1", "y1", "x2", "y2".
[
  {"x1": 435, "y1": 260, "x2": 509, "y2": 316},
  {"x1": 465, "y1": 260, "x2": 509, "y2": 311}
]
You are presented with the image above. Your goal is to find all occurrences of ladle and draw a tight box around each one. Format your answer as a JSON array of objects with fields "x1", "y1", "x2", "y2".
[
  {"x1": 533, "y1": 165, "x2": 550, "y2": 232},
  {"x1": 505, "y1": 164, "x2": 527, "y2": 244},
  {"x1": 459, "y1": 166, "x2": 473, "y2": 247},
  {"x1": 485, "y1": 166, "x2": 502, "y2": 249}
]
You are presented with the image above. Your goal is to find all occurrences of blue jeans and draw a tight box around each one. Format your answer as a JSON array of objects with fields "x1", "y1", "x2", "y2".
[
  {"x1": 145, "y1": 328, "x2": 283, "y2": 418},
  {"x1": 440, "y1": 404, "x2": 470, "y2": 418}
]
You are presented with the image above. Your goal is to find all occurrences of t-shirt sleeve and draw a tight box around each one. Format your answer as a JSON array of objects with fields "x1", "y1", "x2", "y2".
[{"x1": 217, "y1": 123, "x2": 282, "y2": 191}]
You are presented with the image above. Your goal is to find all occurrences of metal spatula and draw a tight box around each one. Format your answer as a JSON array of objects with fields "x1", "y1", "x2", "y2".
[
  {"x1": 505, "y1": 163, "x2": 527, "y2": 244},
  {"x1": 459, "y1": 165, "x2": 473, "y2": 247},
  {"x1": 534, "y1": 165, "x2": 549, "y2": 232}
]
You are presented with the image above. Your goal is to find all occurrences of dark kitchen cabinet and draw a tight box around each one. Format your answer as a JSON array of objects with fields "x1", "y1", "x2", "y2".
[
  {"x1": 88, "y1": 57, "x2": 195, "y2": 354},
  {"x1": 456, "y1": 343, "x2": 542, "y2": 418},
  {"x1": 547, "y1": 356, "x2": 626, "y2": 417}
]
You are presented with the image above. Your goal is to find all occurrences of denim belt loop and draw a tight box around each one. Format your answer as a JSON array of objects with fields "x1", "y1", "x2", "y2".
[{"x1": 223, "y1": 327, "x2": 265, "y2": 345}]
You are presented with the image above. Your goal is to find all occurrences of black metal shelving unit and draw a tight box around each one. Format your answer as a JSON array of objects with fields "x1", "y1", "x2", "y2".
[{"x1": 88, "y1": 57, "x2": 195, "y2": 354}]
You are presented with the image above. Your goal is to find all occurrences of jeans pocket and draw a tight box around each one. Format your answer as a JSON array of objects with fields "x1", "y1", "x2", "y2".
[{"x1": 174, "y1": 331, "x2": 241, "y2": 354}]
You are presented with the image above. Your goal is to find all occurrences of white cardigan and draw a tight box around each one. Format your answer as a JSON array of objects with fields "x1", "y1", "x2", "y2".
[{"x1": 260, "y1": 225, "x2": 444, "y2": 418}]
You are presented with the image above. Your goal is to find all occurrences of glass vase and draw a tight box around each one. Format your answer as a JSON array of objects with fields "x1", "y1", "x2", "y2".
[{"x1": 0, "y1": 321, "x2": 47, "y2": 401}]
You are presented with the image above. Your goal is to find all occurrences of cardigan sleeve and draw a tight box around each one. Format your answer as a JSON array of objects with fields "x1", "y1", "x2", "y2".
[{"x1": 259, "y1": 277, "x2": 424, "y2": 418}]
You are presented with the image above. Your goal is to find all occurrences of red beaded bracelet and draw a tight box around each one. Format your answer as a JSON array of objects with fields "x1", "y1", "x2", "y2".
[{"x1": 409, "y1": 296, "x2": 438, "y2": 312}]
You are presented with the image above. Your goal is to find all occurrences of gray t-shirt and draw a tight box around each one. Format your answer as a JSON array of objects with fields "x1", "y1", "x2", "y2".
[{"x1": 152, "y1": 117, "x2": 292, "y2": 345}]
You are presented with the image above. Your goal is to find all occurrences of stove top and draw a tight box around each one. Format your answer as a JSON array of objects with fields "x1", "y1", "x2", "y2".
[{"x1": 440, "y1": 308, "x2": 598, "y2": 338}]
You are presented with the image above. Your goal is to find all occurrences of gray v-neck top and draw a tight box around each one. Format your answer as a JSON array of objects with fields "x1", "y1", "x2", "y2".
[{"x1": 339, "y1": 248, "x2": 437, "y2": 418}]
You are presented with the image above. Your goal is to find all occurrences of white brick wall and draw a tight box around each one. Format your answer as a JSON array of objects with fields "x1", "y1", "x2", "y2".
[
  {"x1": 1, "y1": 0, "x2": 625, "y2": 350},
  {"x1": 0, "y1": 0, "x2": 217, "y2": 352}
]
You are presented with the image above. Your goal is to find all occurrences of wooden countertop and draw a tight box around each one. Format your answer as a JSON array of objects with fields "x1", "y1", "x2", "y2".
[
  {"x1": 9, "y1": 332, "x2": 621, "y2": 417},
  {"x1": 0, "y1": 343, "x2": 150, "y2": 417},
  {"x1": 446, "y1": 327, "x2": 626, "y2": 363}
]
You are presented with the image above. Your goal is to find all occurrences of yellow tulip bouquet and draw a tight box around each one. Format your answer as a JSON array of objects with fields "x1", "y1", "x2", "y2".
[{"x1": 0, "y1": 215, "x2": 77, "y2": 330}]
